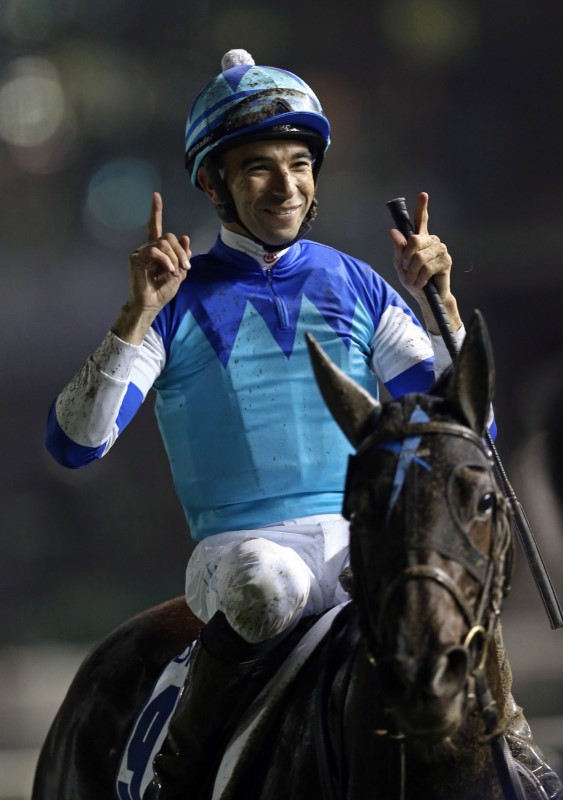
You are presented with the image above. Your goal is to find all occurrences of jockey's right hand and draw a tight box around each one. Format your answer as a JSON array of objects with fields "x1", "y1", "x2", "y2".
[
  {"x1": 130, "y1": 192, "x2": 191, "y2": 313},
  {"x1": 112, "y1": 193, "x2": 191, "y2": 345}
]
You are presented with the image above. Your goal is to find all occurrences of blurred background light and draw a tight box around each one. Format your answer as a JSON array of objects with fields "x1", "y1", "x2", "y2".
[
  {"x1": 210, "y1": 8, "x2": 290, "y2": 58},
  {"x1": 54, "y1": 42, "x2": 157, "y2": 141},
  {"x1": 7, "y1": 115, "x2": 78, "y2": 174},
  {"x1": 83, "y1": 157, "x2": 160, "y2": 242},
  {"x1": 0, "y1": 0, "x2": 72, "y2": 44},
  {"x1": 0, "y1": 0, "x2": 128, "y2": 44},
  {"x1": 0, "y1": 57, "x2": 66, "y2": 148},
  {"x1": 380, "y1": 0, "x2": 479, "y2": 63}
]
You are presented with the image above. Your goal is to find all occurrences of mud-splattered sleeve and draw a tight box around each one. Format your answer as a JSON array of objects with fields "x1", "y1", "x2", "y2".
[
  {"x1": 428, "y1": 327, "x2": 466, "y2": 377},
  {"x1": 45, "y1": 328, "x2": 165, "y2": 467},
  {"x1": 429, "y1": 327, "x2": 496, "y2": 436}
]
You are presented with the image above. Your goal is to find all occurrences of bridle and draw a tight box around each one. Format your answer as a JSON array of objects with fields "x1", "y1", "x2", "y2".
[
  {"x1": 346, "y1": 418, "x2": 513, "y2": 678},
  {"x1": 328, "y1": 414, "x2": 527, "y2": 800},
  {"x1": 314, "y1": 415, "x2": 527, "y2": 800}
]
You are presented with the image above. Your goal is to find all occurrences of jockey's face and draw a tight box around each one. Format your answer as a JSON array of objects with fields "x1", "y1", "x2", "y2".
[{"x1": 202, "y1": 140, "x2": 315, "y2": 247}]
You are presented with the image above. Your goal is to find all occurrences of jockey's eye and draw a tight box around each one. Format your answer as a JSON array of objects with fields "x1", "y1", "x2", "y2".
[{"x1": 477, "y1": 492, "x2": 495, "y2": 515}]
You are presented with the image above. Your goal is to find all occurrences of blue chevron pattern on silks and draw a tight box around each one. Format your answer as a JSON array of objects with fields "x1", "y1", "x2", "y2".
[
  {"x1": 379, "y1": 405, "x2": 432, "y2": 522},
  {"x1": 152, "y1": 294, "x2": 380, "y2": 539},
  {"x1": 152, "y1": 237, "x2": 398, "y2": 368},
  {"x1": 148, "y1": 237, "x2": 436, "y2": 539}
]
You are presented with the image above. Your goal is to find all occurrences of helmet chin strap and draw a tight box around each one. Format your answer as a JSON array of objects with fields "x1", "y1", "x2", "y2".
[{"x1": 203, "y1": 158, "x2": 314, "y2": 253}]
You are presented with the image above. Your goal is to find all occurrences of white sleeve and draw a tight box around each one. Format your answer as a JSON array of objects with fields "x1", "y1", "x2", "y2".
[
  {"x1": 369, "y1": 305, "x2": 434, "y2": 383},
  {"x1": 428, "y1": 325, "x2": 466, "y2": 377},
  {"x1": 429, "y1": 325, "x2": 495, "y2": 430},
  {"x1": 54, "y1": 327, "x2": 166, "y2": 450}
]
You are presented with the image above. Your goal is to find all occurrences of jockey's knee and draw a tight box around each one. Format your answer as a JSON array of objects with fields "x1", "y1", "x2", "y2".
[{"x1": 217, "y1": 538, "x2": 312, "y2": 644}]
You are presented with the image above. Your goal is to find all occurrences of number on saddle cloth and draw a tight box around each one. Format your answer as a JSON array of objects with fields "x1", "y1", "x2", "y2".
[
  {"x1": 116, "y1": 603, "x2": 349, "y2": 800},
  {"x1": 116, "y1": 643, "x2": 196, "y2": 800}
]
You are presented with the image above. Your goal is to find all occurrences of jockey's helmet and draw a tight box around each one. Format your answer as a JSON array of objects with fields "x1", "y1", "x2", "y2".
[{"x1": 184, "y1": 49, "x2": 331, "y2": 189}]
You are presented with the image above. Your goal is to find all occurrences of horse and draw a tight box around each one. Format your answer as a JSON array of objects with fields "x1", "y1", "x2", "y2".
[{"x1": 32, "y1": 311, "x2": 549, "y2": 800}]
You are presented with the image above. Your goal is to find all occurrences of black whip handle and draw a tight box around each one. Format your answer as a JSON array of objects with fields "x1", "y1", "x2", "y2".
[
  {"x1": 387, "y1": 197, "x2": 459, "y2": 360},
  {"x1": 386, "y1": 197, "x2": 563, "y2": 629}
]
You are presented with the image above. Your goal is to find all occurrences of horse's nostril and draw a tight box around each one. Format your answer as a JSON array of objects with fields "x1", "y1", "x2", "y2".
[{"x1": 429, "y1": 646, "x2": 468, "y2": 699}]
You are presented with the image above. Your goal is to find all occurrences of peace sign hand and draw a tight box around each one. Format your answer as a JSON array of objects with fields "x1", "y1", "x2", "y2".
[{"x1": 389, "y1": 192, "x2": 461, "y2": 334}]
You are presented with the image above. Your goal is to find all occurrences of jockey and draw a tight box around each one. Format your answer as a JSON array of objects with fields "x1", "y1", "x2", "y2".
[{"x1": 45, "y1": 50, "x2": 561, "y2": 800}]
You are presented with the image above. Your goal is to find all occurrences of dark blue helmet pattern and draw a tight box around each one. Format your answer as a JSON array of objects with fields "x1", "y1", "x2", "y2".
[{"x1": 185, "y1": 50, "x2": 331, "y2": 187}]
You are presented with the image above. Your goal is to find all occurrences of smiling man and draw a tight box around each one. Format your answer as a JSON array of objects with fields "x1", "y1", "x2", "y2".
[
  {"x1": 45, "y1": 49, "x2": 560, "y2": 800},
  {"x1": 202, "y1": 140, "x2": 316, "y2": 247}
]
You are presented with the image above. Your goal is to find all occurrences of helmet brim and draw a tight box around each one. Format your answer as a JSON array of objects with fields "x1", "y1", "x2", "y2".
[{"x1": 187, "y1": 112, "x2": 330, "y2": 187}]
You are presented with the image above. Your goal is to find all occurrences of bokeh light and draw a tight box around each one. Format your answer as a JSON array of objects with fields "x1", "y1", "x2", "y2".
[
  {"x1": 0, "y1": 57, "x2": 66, "y2": 148},
  {"x1": 210, "y1": 8, "x2": 290, "y2": 58},
  {"x1": 0, "y1": 0, "x2": 128, "y2": 44},
  {"x1": 0, "y1": 56, "x2": 79, "y2": 174},
  {"x1": 380, "y1": 0, "x2": 479, "y2": 63},
  {"x1": 54, "y1": 42, "x2": 157, "y2": 141},
  {"x1": 0, "y1": 0, "x2": 71, "y2": 44},
  {"x1": 83, "y1": 157, "x2": 160, "y2": 243}
]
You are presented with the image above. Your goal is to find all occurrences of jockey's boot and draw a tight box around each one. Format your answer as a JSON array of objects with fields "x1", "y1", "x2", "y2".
[
  {"x1": 142, "y1": 611, "x2": 288, "y2": 800},
  {"x1": 495, "y1": 626, "x2": 563, "y2": 800}
]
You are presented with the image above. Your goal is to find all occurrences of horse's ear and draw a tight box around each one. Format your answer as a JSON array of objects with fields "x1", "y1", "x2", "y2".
[
  {"x1": 446, "y1": 310, "x2": 495, "y2": 435},
  {"x1": 306, "y1": 333, "x2": 381, "y2": 448}
]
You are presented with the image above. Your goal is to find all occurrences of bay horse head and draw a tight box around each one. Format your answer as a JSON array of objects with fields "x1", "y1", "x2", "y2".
[{"x1": 307, "y1": 311, "x2": 513, "y2": 744}]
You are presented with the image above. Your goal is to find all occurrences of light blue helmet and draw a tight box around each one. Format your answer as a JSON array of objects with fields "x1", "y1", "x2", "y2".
[{"x1": 185, "y1": 49, "x2": 331, "y2": 188}]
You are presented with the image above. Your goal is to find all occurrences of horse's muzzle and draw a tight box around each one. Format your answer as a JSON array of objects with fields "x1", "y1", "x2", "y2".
[{"x1": 377, "y1": 645, "x2": 469, "y2": 739}]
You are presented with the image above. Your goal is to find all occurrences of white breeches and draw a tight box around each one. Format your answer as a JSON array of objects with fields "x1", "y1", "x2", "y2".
[{"x1": 185, "y1": 514, "x2": 350, "y2": 643}]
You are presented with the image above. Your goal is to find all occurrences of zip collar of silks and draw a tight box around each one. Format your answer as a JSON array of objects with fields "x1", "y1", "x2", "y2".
[{"x1": 220, "y1": 227, "x2": 291, "y2": 269}]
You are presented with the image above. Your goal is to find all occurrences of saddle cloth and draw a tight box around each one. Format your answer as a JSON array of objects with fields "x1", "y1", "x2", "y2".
[
  {"x1": 116, "y1": 642, "x2": 196, "y2": 800},
  {"x1": 116, "y1": 603, "x2": 348, "y2": 800}
]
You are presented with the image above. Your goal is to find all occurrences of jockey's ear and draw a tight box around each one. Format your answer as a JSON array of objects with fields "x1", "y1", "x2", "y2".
[
  {"x1": 446, "y1": 310, "x2": 495, "y2": 436},
  {"x1": 306, "y1": 333, "x2": 381, "y2": 448}
]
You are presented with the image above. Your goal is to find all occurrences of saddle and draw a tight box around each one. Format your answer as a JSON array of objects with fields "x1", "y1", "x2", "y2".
[{"x1": 116, "y1": 603, "x2": 350, "y2": 800}]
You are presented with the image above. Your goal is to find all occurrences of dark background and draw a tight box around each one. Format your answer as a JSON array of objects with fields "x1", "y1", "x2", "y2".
[{"x1": 1, "y1": 0, "x2": 562, "y2": 787}]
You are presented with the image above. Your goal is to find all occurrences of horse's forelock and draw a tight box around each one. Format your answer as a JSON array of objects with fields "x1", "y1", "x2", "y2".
[{"x1": 372, "y1": 392, "x2": 450, "y2": 436}]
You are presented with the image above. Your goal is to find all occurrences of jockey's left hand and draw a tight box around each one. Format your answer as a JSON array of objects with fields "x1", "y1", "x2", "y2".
[{"x1": 389, "y1": 192, "x2": 462, "y2": 334}]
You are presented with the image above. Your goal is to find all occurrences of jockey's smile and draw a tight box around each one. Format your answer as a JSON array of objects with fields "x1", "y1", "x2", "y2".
[{"x1": 199, "y1": 140, "x2": 316, "y2": 248}]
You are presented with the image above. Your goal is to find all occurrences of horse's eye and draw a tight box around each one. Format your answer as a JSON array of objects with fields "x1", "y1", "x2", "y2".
[{"x1": 477, "y1": 492, "x2": 495, "y2": 515}]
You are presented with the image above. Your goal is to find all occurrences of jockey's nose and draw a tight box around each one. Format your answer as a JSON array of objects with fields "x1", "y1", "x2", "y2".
[{"x1": 270, "y1": 168, "x2": 294, "y2": 197}]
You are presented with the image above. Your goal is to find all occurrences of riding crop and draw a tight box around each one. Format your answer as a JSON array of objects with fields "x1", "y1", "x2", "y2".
[{"x1": 387, "y1": 197, "x2": 562, "y2": 630}]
